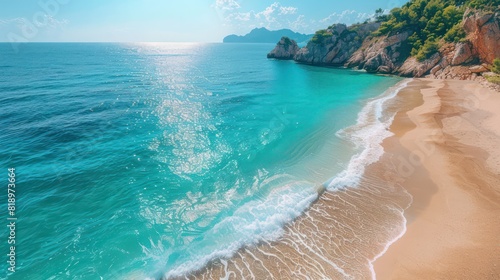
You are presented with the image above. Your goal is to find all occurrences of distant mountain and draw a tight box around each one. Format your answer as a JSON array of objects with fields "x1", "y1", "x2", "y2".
[{"x1": 223, "y1": 28, "x2": 313, "y2": 43}]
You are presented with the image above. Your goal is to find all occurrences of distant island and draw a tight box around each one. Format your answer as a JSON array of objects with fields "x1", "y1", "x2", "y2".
[{"x1": 223, "y1": 27, "x2": 313, "y2": 43}]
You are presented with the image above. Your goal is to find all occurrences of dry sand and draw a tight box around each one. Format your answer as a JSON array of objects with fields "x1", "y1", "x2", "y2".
[{"x1": 374, "y1": 79, "x2": 500, "y2": 279}]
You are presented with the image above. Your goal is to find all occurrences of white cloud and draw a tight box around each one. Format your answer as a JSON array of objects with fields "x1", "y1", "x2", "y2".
[
  {"x1": 216, "y1": 1, "x2": 387, "y2": 39},
  {"x1": 253, "y1": 2, "x2": 298, "y2": 21},
  {"x1": 218, "y1": 1, "x2": 308, "y2": 33},
  {"x1": 290, "y1": 15, "x2": 307, "y2": 31},
  {"x1": 0, "y1": 18, "x2": 26, "y2": 26},
  {"x1": 255, "y1": 2, "x2": 279, "y2": 23},
  {"x1": 215, "y1": 0, "x2": 240, "y2": 11},
  {"x1": 43, "y1": 15, "x2": 69, "y2": 28},
  {"x1": 0, "y1": 16, "x2": 68, "y2": 30},
  {"x1": 279, "y1": 6, "x2": 297, "y2": 15},
  {"x1": 320, "y1": 10, "x2": 374, "y2": 25},
  {"x1": 227, "y1": 12, "x2": 252, "y2": 21},
  {"x1": 321, "y1": 10, "x2": 354, "y2": 23}
]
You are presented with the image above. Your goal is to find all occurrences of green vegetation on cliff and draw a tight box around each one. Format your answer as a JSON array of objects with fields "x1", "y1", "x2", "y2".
[
  {"x1": 487, "y1": 59, "x2": 500, "y2": 84},
  {"x1": 492, "y1": 58, "x2": 500, "y2": 74},
  {"x1": 467, "y1": 0, "x2": 500, "y2": 10},
  {"x1": 311, "y1": 29, "x2": 333, "y2": 44},
  {"x1": 443, "y1": 23, "x2": 467, "y2": 43},
  {"x1": 376, "y1": 0, "x2": 464, "y2": 60},
  {"x1": 374, "y1": 0, "x2": 499, "y2": 61}
]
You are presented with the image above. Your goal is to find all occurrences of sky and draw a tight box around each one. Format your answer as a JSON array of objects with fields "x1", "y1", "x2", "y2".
[{"x1": 0, "y1": 0, "x2": 409, "y2": 42}]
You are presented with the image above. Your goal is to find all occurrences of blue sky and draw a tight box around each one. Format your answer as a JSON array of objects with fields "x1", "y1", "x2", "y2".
[{"x1": 0, "y1": 0, "x2": 409, "y2": 42}]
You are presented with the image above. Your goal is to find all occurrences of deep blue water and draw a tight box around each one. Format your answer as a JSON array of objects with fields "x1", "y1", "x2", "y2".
[{"x1": 0, "y1": 43, "x2": 401, "y2": 279}]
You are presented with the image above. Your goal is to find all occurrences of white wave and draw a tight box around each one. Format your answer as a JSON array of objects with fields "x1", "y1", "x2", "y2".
[
  {"x1": 163, "y1": 175, "x2": 320, "y2": 279},
  {"x1": 327, "y1": 79, "x2": 410, "y2": 190}
]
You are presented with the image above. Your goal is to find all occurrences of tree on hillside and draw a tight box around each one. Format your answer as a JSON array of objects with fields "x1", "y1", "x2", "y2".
[
  {"x1": 374, "y1": 8, "x2": 389, "y2": 22},
  {"x1": 375, "y1": 0, "x2": 467, "y2": 61}
]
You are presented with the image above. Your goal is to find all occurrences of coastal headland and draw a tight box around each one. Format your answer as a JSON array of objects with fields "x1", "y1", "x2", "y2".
[{"x1": 268, "y1": 2, "x2": 500, "y2": 89}]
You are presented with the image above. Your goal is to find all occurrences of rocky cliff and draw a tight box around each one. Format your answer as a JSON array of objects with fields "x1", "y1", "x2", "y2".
[
  {"x1": 346, "y1": 31, "x2": 411, "y2": 74},
  {"x1": 463, "y1": 8, "x2": 500, "y2": 64},
  {"x1": 293, "y1": 23, "x2": 380, "y2": 65},
  {"x1": 267, "y1": 37, "x2": 300, "y2": 60},
  {"x1": 268, "y1": 9, "x2": 500, "y2": 84},
  {"x1": 429, "y1": 9, "x2": 500, "y2": 81}
]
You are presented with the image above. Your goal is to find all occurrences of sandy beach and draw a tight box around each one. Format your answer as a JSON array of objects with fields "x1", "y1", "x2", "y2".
[{"x1": 374, "y1": 79, "x2": 500, "y2": 279}]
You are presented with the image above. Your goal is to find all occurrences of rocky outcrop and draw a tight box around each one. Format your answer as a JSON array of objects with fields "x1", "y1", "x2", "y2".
[
  {"x1": 294, "y1": 23, "x2": 379, "y2": 65},
  {"x1": 427, "y1": 44, "x2": 490, "y2": 80},
  {"x1": 469, "y1": 65, "x2": 488, "y2": 73},
  {"x1": 267, "y1": 37, "x2": 300, "y2": 60},
  {"x1": 398, "y1": 53, "x2": 442, "y2": 77},
  {"x1": 426, "y1": 9, "x2": 499, "y2": 81},
  {"x1": 451, "y1": 42, "x2": 474, "y2": 65},
  {"x1": 431, "y1": 65, "x2": 480, "y2": 80},
  {"x1": 463, "y1": 9, "x2": 500, "y2": 64},
  {"x1": 347, "y1": 31, "x2": 411, "y2": 73}
]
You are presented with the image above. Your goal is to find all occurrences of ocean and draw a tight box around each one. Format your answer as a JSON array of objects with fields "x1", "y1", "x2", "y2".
[{"x1": 0, "y1": 43, "x2": 403, "y2": 279}]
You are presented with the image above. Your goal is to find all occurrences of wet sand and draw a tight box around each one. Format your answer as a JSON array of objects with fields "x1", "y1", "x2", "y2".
[{"x1": 173, "y1": 79, "x2": 500, "y2": 279}]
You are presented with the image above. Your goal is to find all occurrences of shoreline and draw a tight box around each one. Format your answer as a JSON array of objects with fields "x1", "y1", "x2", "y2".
[
  {"x1": 374, "y1": 78, "x2": 500, "y2": 279},
  {"x1": 172, "y1": 80, "x2": 414, "y2": 279},
  {"x1": 169, "y1": 78, "x2": 500, "y2": 279}
]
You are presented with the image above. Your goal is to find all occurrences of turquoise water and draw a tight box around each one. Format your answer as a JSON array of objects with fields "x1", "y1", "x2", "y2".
[{"x1": 0, "y1": 43, "x2": 401, "y2": 279}]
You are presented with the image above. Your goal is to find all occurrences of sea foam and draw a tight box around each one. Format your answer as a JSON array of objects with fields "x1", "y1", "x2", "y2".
[
  {"x1": 162, "y1": 174, "x2": 320, "y2": 278},
  {"x1": 328, "y1": 79, "x2": 410, "y2": 190}
]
